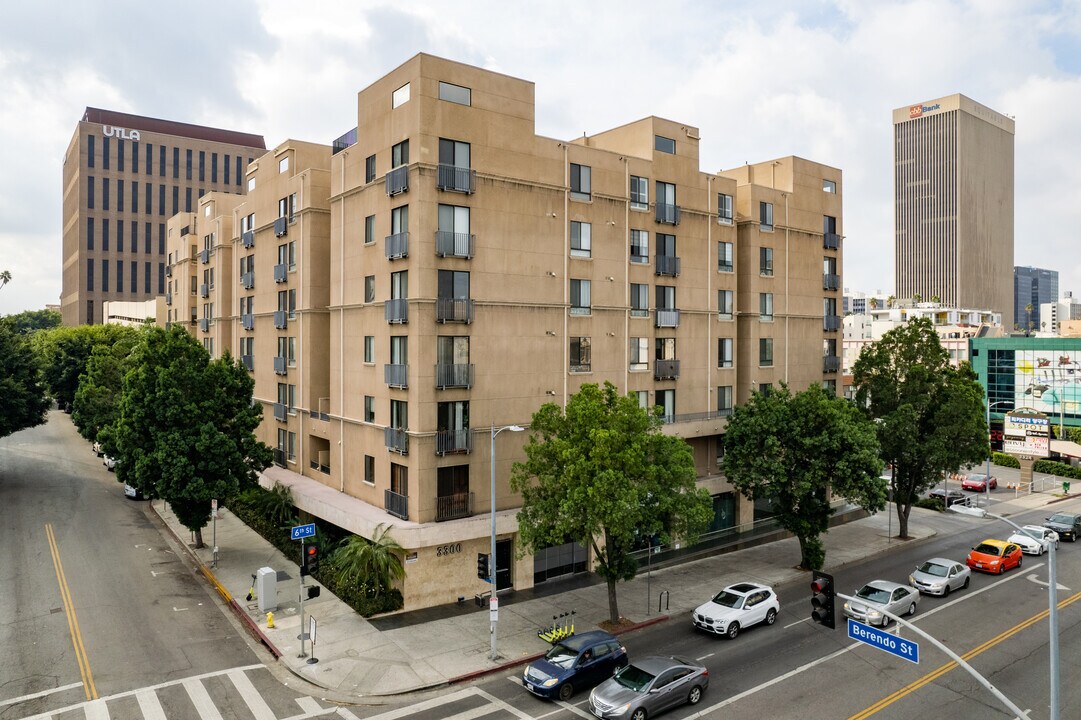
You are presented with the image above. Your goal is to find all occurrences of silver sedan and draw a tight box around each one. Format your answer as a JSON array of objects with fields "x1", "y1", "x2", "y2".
[
  {"x1": 843, "y1": 580, "x2": 919, "y2": 627},
  {"x1": 909, "y1": 558, "x2": 971, "y2": 596},
  {"x1": 588, "y1": 656, "x2": 708, "y2": 720}
]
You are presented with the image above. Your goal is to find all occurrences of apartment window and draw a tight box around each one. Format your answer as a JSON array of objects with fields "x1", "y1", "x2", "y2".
[
  {"x1": 116, "y1": 221, "x2": 124, "y2": 252},
  {"x1": 718, "y1": 193, "x2": 733, "y2": 223},
  {"x1": 570, "y1": 221, "x2": 591, "y2": 258},
  {"x1": 131, "y1": 181, "x2": 138, "y2": 214},
  {"x1": 437, "y1": 335, "x2": 470, "y2": 366},
  {"x1": 822, "y1": 379, "x2": 837, "y2": 394},
  {"x1": 185, "y1": 187, "x2": 192, "y2": 213},
  {"x1": 145, "y1": 182, "x2": 151, "y2": 214},
  {"x1": 363, "y1": 395, "x2": 375, "y2": 423},
  {"x1": 718, "y1": 241, "x2": 734, "y2": 272},
  {"x1": 760, "y1": 201, "x2": 774, "y2": 230},
  {"x1": 656, "y1": 284, "x2": 675, "y2": 311},
  {"x1": 389, "y1": 335, "x2": 408, "y2": 369},
  {"x1": 630, "y1": 283, "x2": 649, "y2": 317},
  {"x1": 824, "y1": 338, "x2": 837, "y2": 358},
  {"x1": 277, "y1": 289, "x2": 296, "y2": 317},
  {"x1": 278, "y1": 156, "x2": 289, "y2": 174},
  {"x1": 248, "y1": 177, "x2": 255, "y2": 191},
  {"x1": 654, "y1": 135, "x2": 675, "y2": 154},
  {"x1": 236, "y1": 155, "x2": 243, "y2": 186},
  {"x1": 630, "y1": 176, "x2": 648, "y2": 210},
  {"x1": 133, "y1": 142, "x2": 140, "y2": 173},
  {"x1": 656, "y1": 389, "x2": 675, "y2": 422},
  {"x1": 823, "y1": 179, "x2": 837, "y2": 193},
  {"x1": 629, "y1": 337, "x2": 649, "y2": 371},
  {"x1": 158, "y1": 184, "x2": 165, "y2": 216},
  {"x1": 278, "y1": 242, "x2": 296, "y2": 271},
  {"x1": 630, "y1": 230, "x2": 649, "y2": 263},
  {"x1": 656, "y1": 233, "x2": 676, "y2": 261},
  {"x1": 392, "y1": 82, "x2": 410, "y2": 108},
  {"x1": 760, "y1": 247, "x2": 774, "y2": 276},
  {"x1": 657, "y1": 181, "x2": 676, "y2": 208},
  {"x1": 634, "y1": 391, "x2": 648, "y2": 409},
  {"x1": 211, "y1": 152, "x2": 217, "y2": 182},
  {"x1": 87, "y1": 176, "x2": 94, "y2": 209},
  {"x1": 172, "y1": 147, "x2": 179, "y2": 179},
  {"x1": 824, "y1": 297, "x2": 838, "y2": 317},
  {"x1": 656, "y1": 337, "x2": 676, "y2": 363},
  {"x1": 390, "y1": 399, "x2": 408, "y2": 430},
  {"x1": 391, "y1": 140, "x2": 409, "y2": 168},
  {"x1": 824, "y1": 256, "x2": 837, "y2": 276},
  {"x1": 570, "y1": 337, "x2": 591, "y2": 372},
  {"x1": 87, "y1": 135, "x2": 95, "y2": 168},
  {"x1": 391, "y1": 205, "x2": 409, "y2": 237},
  {"x1": 172, "y1": 186, "x2": 179, "y2": 215},
  {"x1": 277, "y1": 336, "x2": 296, "y2": 366},
  {"x1": 570, "y1": 279, "x2": 591, "y2": 315},
  {"x1": 86, "y1": 218, "x2": 94, "y2": 250},
  {"x1": 438, "y1": 81, "x2": 471, "y2": 106},
  {"x1": 824, "y1": 214, "x2": 837, "y2": 235},
  {"x1": 364, "y1": 455, "x2": 375, "y2": 485},
  {"x1": 102, "y1": 260, "x2": 109, "y2": 292},
  {"x1": 760, "y1": 292, "x2": 774, "y2": 321},
  {"x1": 364, "y1": 336, "x2": 375, "y2": 363},
  {"x1": 437, "y1": 269, "x2": 470, "y2": 303},
  {"x1": 718, "y1": 289, "x2": 734, "y2": 320},
  {"x1": 183, "y1": 149, "x2": 191, "y2": 180},
  {"x1": 87, "y1": 260, "x2": 94, "y2": 291},
  {"x1": 390, "y1": 270, "x2": 408, "y2": 299},
  {"x1": 130, "y1": 261, "x2": 136, "y2": 292},
  {"x1": 102, "y1": 219, "x2": 109, "y2": 251},
  {"x1": 103, "y1": 178, "x2": 110, "y2": 211},
  {"x1": 438, "y1": 204, "x2": 470, "y2": 240},
  {"x1": 103, "y1": 137, "x2": 110, "y2": 169},
  {"x1": 718, "y1": 386, "x2": 734, "y2": 414},
  {"x1": 364, "y1": 275, "x2": 375, "y2": 303},
  {"x1": 365, "y1": 154, "x2": 376, "y2": 183},
  {"x1": 365, "y1": 215, "x2": 375, "y2": 244},
  {"x1": 759, "y1": 338, "x2": 774, "y2": 366},
  {"x1": 86, "y1": 300, "x2": 94, "y2": 325},
  {"x1": 439, "y1": 138, "x2": 470, "y2": 169},
  {"x1": 159, "y1": 146, "x2": 165, "y2": 177},
  {"x1": 570, "y1": 163, "x2": 591, "y2": 201},
  {"x1": 117, "y1": 139, "x2": 125, "y2": 171},
  {"x1": 718, "y1": 338, "x2": 733, "y2": 368}
]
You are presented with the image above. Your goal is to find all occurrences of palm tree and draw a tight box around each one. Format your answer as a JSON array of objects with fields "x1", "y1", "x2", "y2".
[
  {"x1": 930, "y1": 295, "x2": 940, "y2": 304},
  {"x1": 869, "y1": 297, "x2": 879, "y2": 310},
  {"x1": 0, "y1": 270, "x2": 11, "y2": 290},
  {"x1": 886, "y1": 295, "x2": 896, "y2": 309},
  {"x1": 1025, "y1": 303, "x2": 1034, "y2": 335},
  {"x1": 330, "y1": 523, "x2": 405, "y2": 599},
  {"x1": 912, "y1": 293, "x2": 922, "y2": 305}
]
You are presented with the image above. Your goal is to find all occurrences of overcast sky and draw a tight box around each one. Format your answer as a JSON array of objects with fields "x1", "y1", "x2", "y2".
[{"x1": 2, "y1": 0, "x2": 1080, "y2": 316}]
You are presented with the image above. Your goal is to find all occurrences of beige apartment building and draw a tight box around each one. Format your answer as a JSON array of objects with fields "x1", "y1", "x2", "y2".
[
  {"x1": 61, "y1": 107, "x2": 266, "y2": 326},
  {"x1": 893, "y1": 94, "x2": 1015, "y2": 327},
  {"x1": 167, "y1": 54, "x2": 843, "y2": 611}
]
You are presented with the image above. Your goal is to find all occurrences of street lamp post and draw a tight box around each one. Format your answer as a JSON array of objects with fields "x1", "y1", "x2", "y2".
[
  {"x1": 490, "y1": 423, "x2": 524, "y2": 662},
  {"x1": 950, "y1": 504, "x2": 1059, "y2": 720}
]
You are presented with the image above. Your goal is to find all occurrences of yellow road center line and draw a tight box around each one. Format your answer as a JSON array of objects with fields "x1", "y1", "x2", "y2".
[
  {"x1": 45, "y1": 523, "x2": 98, "y2": 700},
  {"x1": 848, "y1": 588, "x2": 1081, "y2": 719}
]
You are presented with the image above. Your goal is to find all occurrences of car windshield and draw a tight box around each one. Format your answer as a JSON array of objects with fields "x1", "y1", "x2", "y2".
[
  {"x1": 855, "y1": 585, "x2": 891, "y2": 603},
  {"x1": 974, "y1": 543, "x2": 1002, "y2": 556},
  {"x1": 614, "y1": 664, "x2": 656, "y2": 693},
  {"x1": 710, "y1": 590, "x2": 745, "y2": 608},
  {"x1": 917, "y1": 561, "x2": 948, "y2": 577},
  {"x1": 1049, "y1": 514, "x2": 1074, "y2": 524},
  {"x1": 1021, "y1": 528, "x2": 1043, "y2": 540},
  {"x1": 543, "y1": 643, "x2": 579, "y2": 669}
]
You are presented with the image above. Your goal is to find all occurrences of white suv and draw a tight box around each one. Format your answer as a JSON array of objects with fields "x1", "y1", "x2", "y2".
[{"x1": 692, "y1": 582, "x2": 780, "y2": 639}]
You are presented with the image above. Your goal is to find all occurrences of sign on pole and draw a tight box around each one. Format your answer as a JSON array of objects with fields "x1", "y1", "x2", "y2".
[
  {"x1": 848, "y1": 619, "x2": 919, "y2": 664},
  {"x1": 489, "y1": 595, "x2": 499, "y2": 622},
  {"x1": 290, "y1": 523, "x2": 316, "y2": 540},
  {"x1": 309, "y1": 615, "x2": 317, "y2": 646},
  {"x1": 1003, "y1": 411, "x2": 1050, "y2": 458}
]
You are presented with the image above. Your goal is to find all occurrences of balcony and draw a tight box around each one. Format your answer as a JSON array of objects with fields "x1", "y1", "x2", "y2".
[
  {"x1": 273, "y1": 402, "x2": 287, "y2": 421},
  {"x1": 241, "y1": 272, "x2": 254, "y2": 289},
  {"x1": 166, "y1": 265, "x2": 172, "y2": 277},
  {"x1": 384, "y1": 427, "x2": 409, "y2": 455},
  {"x1": 384, "y1": 489, "x2": 409, "y2": 520},
  {"x1": 273, "y1": 448, "x2": 286, "y2": 468},
  {"x1": 274, "y1": 263, "x2": 287, "y2": 283},
  {"x1": 274, "y1": 216, "x2": 288, "y2": 237},
  {"x1": 241, "y1": 313, "x2": 254, "y2": 331},
  {"x1": 823, "y1": 314, "x2": 841, "y2": 331},
  {"x1": 385, "y1": 298, "x2": 408, "y2": 324},
  {"x1": 656, "y1": 203, "x2": 681, "y2": 225},
  {"x1": 654, "y1": 359, "x2": 681, "y2": 380},
  {"x1": 655, "y1": 254, "x2": 681, "y2": 277},
  {"x1": 655, "y1": 308, "x2": 680, "y2": 328},
  {"x1": 435, "y1": 231, "x2": 475, "y2": 259},
  {"x1": 310, "y1": 457, "x2": 330, "y2": 475},
  {"x1": 437, "y1": 164, "x2": 476, "y2": 194},
  {"x1": 199, "y1": 318, "x2": 209, "y2": 332},
  {"x1": 274, "y1": 356, "x2": 287, "y2": 375},
  {"x1": 242, "y1": 230, "x2": 255, "y2": 248},
  {"x1": 165, "y1": 293, "x2": 172, "y2": 306},
  {"x1": 385, "y1": 166, "x2": 408, "y2": 197},
  {"x1": 200, "y1": 249, "x2": 210, "y2": 264},
  {"x1": 385, "y1": 232, "x2": 409, "y2": 260},
  {"x1": 824, "y1": 232, "x2": 841, "y2": 250},
  {"x1": 199, "y1": 283, "x2": 209, "y2": 298},
  {"x1": 436, "y1": 297, "x2": 475, "y2": 324},
  {"x1": 435, "y1": 363, "x2": 474, "y2": 389},
  {"x1": 823, "y1": 355, "x2": 841, "y2": 373},
  {"x1": 384, "y1": 363, "x2": 408, "y2": 389},
  {"x1": 436, "y1": 492, "x2": 473, "y2": 522},
  {"x1": 241, "y1": 354, "x2": 253, "y2": 372},
  {"x1": 435, "y1": 429, "x2": 473, "y2": 456},
  {"x1": 273, "y1": 310, "x2": 288, "y2": 329},
  {"x1": 823, "y1": 273, "x2": 841, "y2": 291}
]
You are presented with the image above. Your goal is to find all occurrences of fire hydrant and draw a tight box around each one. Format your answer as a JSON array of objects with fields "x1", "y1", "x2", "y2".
[{"x1": 266, "y1": 611, "x2": 275, "y2": 628}]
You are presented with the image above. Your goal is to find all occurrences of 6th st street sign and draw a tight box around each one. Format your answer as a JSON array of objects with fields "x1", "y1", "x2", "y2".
[
  {"x1": 290, "y1": 523, "x2": 316, "y2": 541},
  {"x1": 848, "y1": 619, "x2": 919, "y2": 664}
]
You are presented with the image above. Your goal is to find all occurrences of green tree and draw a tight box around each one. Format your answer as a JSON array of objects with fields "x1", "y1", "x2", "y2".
[
  {"x1": 72, "y1": 326, "x2": 140, "y2": 441},
  {"x1": 33, "y1": 324, "x2": 133, "y2": 408},
  {"x1": 511, "y1": 382, "x2": 713, "y2": 624},
  {"x1": 853, "y1": 317, "x2": 988, "y2": 538},
  {"x1": 0, "y1": 322, "x2": 51, "y2": 439},
  {"x1": 329, "y1": 524, "x2": 406, "y2": 600},
  {"x1": 1, "y1": 309, "x2": 62, "y2": 335},
  {"x1": 722, "y1": 383, "x2": 885, "y2": 570},
  {"x1": 112, "y1": 326, "x2": 272, "y2": 546},
  {"x1": 0, "y1": 270, "x2": 11, "y2": 290}
]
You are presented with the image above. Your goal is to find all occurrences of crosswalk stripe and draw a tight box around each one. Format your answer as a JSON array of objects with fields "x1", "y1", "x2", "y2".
[
  {"x1": 83, "y1": 698, "x2": 109, "y2": 719},
  {"x1": 294, "y1": 696, "x2": 323, "y2": 714},
  {"x1": 472, "y1": 688, "x2": 538, "y2": 720},
  {"x1": 135, "y1": 689, "x2": 167, "y2": 720},
  {"x1": 228, "y1": 669, "x2": 277, "y2": 720},
  {"x1": 183, "y1": 678, "x2": 224, "y2": 720},
  {"x1": 362, "y1": 688, "x2": 480, "y2": 720}
]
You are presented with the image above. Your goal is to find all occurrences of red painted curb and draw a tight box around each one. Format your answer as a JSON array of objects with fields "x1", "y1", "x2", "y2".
[{"x1": 229, "y1": 599, "x2": 283, "y2": 658}]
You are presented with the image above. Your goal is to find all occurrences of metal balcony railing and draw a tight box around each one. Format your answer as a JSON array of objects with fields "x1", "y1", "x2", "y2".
[
  {"x1": 823, "y1": 314, "x2": 841, "y2": 331},
  {"x1": 241, "y1": 272, "x2": 254, "y2": 289},
  {"x1": 241, "y1": 313, "x2": 254, "y2": 331},
  {"x1": 385, "y1": 166, "x2": 408, "y2": 197},
  {"x1": 435, "y1": 429, "x2": 473, "y2": 455},
  {"x1": 384, "y1": 363, "x2": 408, "y2": 389},
  {"x1": 274, "y1": 263, "x2": 287, "y2": 283},
  {"x1": 384, "y1": 489, "x2": 409, "y2": 520},
  {"x1": 274, "y1": 216, "x2": 288, "y2": 237},
  {"x1": 242, "y1": 230, "x2": 255, "y2": 248},
  {"x1": 435, "y1": 363, "x2": 474, "y2": 389},
  {"x1": 273, "y1": 402, "x2": 287, "y2": 421},
  {"x1": 436, "y1": 297, "x2": 474, "y2": 324},
  {"x1": 655, "y1": 203, "x2": 681, "y2": 225},
  {"x1": 200, "y1": 283, "x2": 209, "y2": 298},
  {"x1": 200, "y1": 249, "x2": 210, "y2": 264},
  {"x1": 654, "y1": 359, "x2": 681, "y2": 380},
  {"x1": 437, "y1": 164, "x2": 476, "y2": 194},
  {"x1": 273, "y1": 448, "x2": 286, "y2": 467},
  {"x1": 384, "y1": 298, "x2": 408, "y2": 324},
  {"x1": 274, "y1": 356, "x2": 287, "y2": 375},
  {"x1": 823, "y1": 273, "x2": 841, "y2": 291},
  {"x1": 241, "y1": 354, "x2": 253, "y2": 372},
  {"x1": 655, "y1": 308, "x2": 680, "y2": 328},
  {"x1": 435, "y1": 231, "x2": 475, "y2": 259},
  {"x1": 199, "y1": 318, "x2": 209, "y2": 332},
  {"x1": 824, "y1": 232, "x2": 841, "y2": 250},
  {"x1": 435, "y1": 492, "x2": 474, "y2": 522},
  {"x1": 310, "y1": 459, "x2": 330, "y2": 475},
  {"x1": 385, "y1": 232, "x2": 409, "y2": 260},
  {"x1": 165, "y1": 293, "x2": 172, "y2": 306},
  {"x1": 384, "y1": 427, "x2": 409, "y2": 455},
  {"x1": 655, "y1": 255, "x2": 681, "y2": 277},
  {"x1": 823, "y1": 355, "x2": 841, "y2": 373},
  {"x1": 273, "y1": 310, "x2": 288, "y2": 329},
  {"x1": 166, "y1": 265, "x2": 172, "y2": 277}
]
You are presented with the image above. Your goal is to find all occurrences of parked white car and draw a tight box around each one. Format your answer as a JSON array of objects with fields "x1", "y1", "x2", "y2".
[
  {"x1": 909, "y1": 558, "x2": 970, "y2": 596},
  {"x1": 1008, "y1": 525, "x2": 1059, "y2": 555},
  {"x1": 92, "y1": 441, "x2": 104, "y2": 457},
  {"x1": 843, "y1": 580, "x2": 919, "y2": 627},
  {"x1": 103, "y1": 455, "x2": 118, "y2": 471},
  {"x1": 691, "y1": 582, "x2": 779, "y2": 639}
]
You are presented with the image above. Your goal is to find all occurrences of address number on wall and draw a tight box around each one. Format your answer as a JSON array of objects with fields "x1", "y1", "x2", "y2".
[{"x1": 436, "y1": 543, "x2": 462, "y2": 557}]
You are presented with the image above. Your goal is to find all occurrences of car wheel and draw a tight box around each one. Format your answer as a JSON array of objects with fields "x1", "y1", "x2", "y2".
[
  {"x1": 1017, "y1": 556, "x2": 1022, "y2": 568},
  {"x1": 1039, "y1": 545, "x2": 1045, "y2": 556},
  {"x1": 558, "y1": 683, "x2": 573, "y2": 702},
  {"x1": 906, "y1": 602, "x2": 916, "y2": 617},
  {"x1": 963, "y1": 577, "x2": 970, "y2": 589},
  {"x1": 688, "y1": 685, "x2": 703, "y2": 705},
  {"x1": 942, "y1": 585, "x2": 950, "y2": 598},
  {"x1": 631, "y1": 709, "x2": 648, "y2": 720},
  {"x1": 726, "y1": 622, "x2": 740, "y2": 640},
  {"x1": 765, "y1": 608, "x2": 777, "y2": 626},
  {"x1": 998, "y1": 563, "x2": 1005, "y2": 575}
]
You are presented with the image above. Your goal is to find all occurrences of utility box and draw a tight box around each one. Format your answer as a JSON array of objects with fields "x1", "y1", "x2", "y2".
[{"x1": 256, "y1": 566, "x2": 277, "y2": 612}]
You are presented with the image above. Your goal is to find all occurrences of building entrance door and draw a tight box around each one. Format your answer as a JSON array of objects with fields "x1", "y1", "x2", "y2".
[{"x1": 496, "y1": 538, "x2": 513, "y2": 591}]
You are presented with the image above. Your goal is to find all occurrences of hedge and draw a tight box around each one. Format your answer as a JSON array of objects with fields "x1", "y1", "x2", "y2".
[{"x1": 993, "y1": 452, "x2": 1019, "y2": 468}]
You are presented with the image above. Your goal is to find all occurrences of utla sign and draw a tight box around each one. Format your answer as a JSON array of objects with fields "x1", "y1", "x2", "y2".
[{"x1": 102, "y1": 125, "x2": 141, "y2": 141}]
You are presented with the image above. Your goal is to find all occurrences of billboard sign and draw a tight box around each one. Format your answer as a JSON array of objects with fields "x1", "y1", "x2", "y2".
[{"x1": 1004, "y1": 411, "x2": 1050, "y2": 458}]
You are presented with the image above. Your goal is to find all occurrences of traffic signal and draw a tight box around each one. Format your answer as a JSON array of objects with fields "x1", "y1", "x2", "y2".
[
  {"x1": 301, "y1": 543, "x2": 319, "y2": 576},
  {"x1": 477, "y1": 552, "x2": 490, "y2": 581},
  {"x1": 811, "y1": 570, "x2": 835, "y2": 629}
]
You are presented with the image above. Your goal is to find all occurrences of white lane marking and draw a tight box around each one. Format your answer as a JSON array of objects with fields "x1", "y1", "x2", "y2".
[
  {"x1": 229, "y1": 669, "x2": 277, "y2": 720},
  {"x1": 183, "y1": 677, "x2": 224, "y2": 720},
  {"x1": 84, "y1": 698, "x2": 110, "y2": 719},
  {"x1": 1026, "y1": 573, "x2": 1069, "y2": 591},
  {"x1": 173, "y1": 606, "x2": 189, "y2": 612},
  {"x1": 503, "y1": 677, "x2": 591, "y2": 717},
  {"x1": 784, "y1": 618, "x2": 809, "y2": 629},
  {"x1": 362, "y1": 688, "x2": 483, "y2": 720},
  {"x1": 0, "y1": 682, "x2": 83, "y2": 708},
  {"x1": 294, "y1": 696, "x2": 324, "y2": 713},
  {"x1": 696, "y1": 652, "x2": 715, "y2": 661},
  {"x1": 136, "y1": 689, "x2": 167, "y2": 720}
]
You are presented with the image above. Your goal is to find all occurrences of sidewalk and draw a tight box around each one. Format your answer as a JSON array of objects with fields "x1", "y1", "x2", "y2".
[{"x1": 151, "y1": 487, "x2": 1073, "y2": 700}]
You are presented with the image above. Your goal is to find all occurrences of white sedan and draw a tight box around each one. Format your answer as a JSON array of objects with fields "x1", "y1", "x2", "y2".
[
  {"x1": 691, "y1": 582, "x2": 780, "y2": 639},
  {"x1": 843, "y1": 580, "x2": 919, "y2": 627},
  {"x1": 1008, "y1": 525, "x2": 1059, "y2": 555}
]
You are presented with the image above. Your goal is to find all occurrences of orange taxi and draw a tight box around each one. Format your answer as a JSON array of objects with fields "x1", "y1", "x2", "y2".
[{"x1": 966, "y1": 539, "x2": 1022, "y2": 574}]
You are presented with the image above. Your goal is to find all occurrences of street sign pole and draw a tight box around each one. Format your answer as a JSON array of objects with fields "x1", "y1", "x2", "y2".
[
  {"x1": 211, "y1": 498, "x2": 218, "y2": 568},
  {"x1": 297, "y1": 538, "x2": 306, "y2": 658}
]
